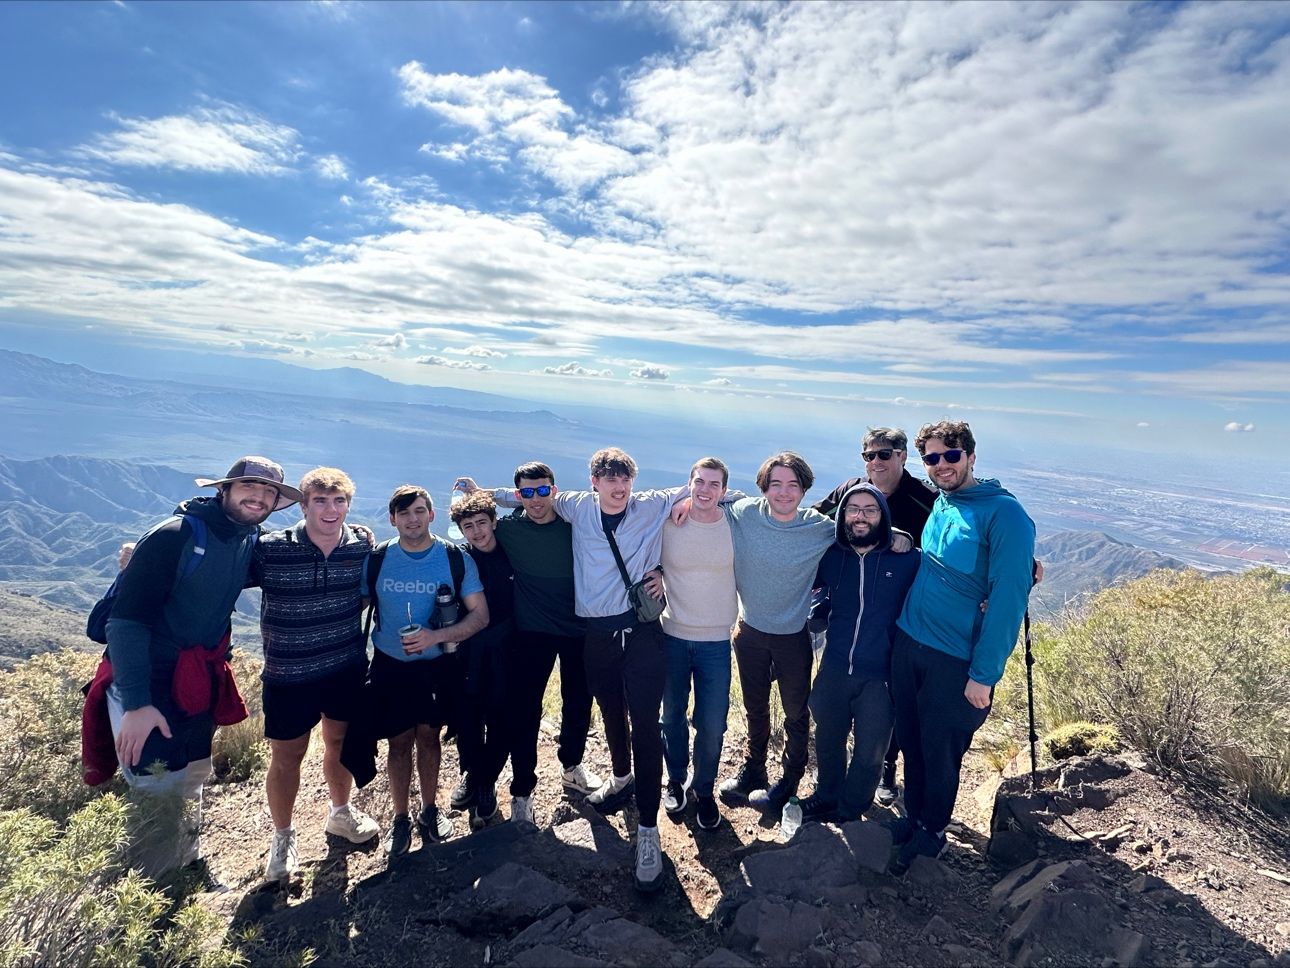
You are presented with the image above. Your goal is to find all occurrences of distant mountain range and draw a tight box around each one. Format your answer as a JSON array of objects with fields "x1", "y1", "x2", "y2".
[{"x1": 1030, "y1": 529, "x2": 1187, "y2": 618}]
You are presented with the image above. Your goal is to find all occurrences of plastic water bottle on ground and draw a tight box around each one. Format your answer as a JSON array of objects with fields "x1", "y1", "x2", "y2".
[{"x1": 780, "y1": 796, "x2": 802, "y2": 841}]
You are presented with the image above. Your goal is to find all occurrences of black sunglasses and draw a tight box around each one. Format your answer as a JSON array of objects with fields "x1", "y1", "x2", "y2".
[
  {"x1": 921, "y1": 449, "x2": 965, "y2": 466},
  {"x1": 861, "y1": 448, "x2": 898, "y2": 462},
  {"x1": 517, "y1": 485, "x2": 554, "y2": 498}
]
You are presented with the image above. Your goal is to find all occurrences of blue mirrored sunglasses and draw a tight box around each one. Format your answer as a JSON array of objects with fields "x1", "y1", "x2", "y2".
[
  {"x1": 518, "y1": 485, "x2": 553, "y2": 498},
  {"x1": 921, "y1": 449, "x2": 965, "y2": 466}
]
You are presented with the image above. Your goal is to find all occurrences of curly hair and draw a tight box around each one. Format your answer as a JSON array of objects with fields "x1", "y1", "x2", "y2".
[
  {"x1": 914, "y1": 420, "x2": 976, "y2": 456},
  {"x1": 299, "y1": 466, "x2": 355, "y2": 501},
  {"x1": 754, "y1": 451, "x2": 814, "y2": 493},
  {"x1": 450, "y1": 490, "x2": 498, "y2": 524},
  {"x1": 589, "y1": 447, "x2": 638, "y2": 479}
]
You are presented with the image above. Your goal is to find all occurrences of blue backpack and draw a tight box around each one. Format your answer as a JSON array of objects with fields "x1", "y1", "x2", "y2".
[{"x1": 86, "y1": 514, "x2": 209, "y2": 645}]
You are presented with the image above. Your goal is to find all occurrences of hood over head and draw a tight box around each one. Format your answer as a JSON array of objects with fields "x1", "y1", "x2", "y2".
[{"x1": 834, "y1": 481, "x2": 892, "y2": 550}]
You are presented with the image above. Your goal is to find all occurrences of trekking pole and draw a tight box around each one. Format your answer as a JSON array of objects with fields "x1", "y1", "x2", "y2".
[{"x1": 1024, "y1": 608, "x2": 1038, "y2": 792}]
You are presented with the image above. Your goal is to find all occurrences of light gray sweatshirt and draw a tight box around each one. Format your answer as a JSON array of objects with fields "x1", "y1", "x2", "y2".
[
  {"x1": 492, "y1": 486, "x2": 687, "y2": 621},
  {"x1": 727, "y1": 497, "x2": 835, "y2": 635}
]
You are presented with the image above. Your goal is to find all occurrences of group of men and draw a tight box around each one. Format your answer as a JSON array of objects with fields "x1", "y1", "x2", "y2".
[{"x1": 98, "y1": 418, "x2": 1035, "y2": 893}]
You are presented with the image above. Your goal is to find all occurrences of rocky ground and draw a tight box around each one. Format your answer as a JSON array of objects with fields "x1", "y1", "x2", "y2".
[{"x1": 195, "y1": 720, "x2": 1290, "y2": 967}]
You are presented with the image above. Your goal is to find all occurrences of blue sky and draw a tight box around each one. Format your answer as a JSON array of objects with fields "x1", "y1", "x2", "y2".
[{"x1": 1, "y1": 0, "x2": 1288, "y2": 457}]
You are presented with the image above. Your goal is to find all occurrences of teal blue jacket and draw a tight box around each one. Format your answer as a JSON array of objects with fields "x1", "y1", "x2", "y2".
[{"x1": 896, "y1": 478, "x2": 1035, "y2": 686}]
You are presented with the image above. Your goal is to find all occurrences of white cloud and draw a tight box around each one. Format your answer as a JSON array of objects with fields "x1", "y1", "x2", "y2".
[
  {"x1": 77, "y1": 104, "x2": 300, "y2": 174},
  {"x1": 445, "y1": 344, "x2": 506, "y2": 358},
  {"x1": 371, "y1": 333, "x2": 406, "y2": 348},
  {"x1": 1136, "y1": 421, "x2": 1150, "y2": 428},
  {"x1": 543, "y1": 361, "x2": 612, "y2": 378},
  {"x1": 416, "y1": 354, "x2": 491, "y2": 371},
  {"x1": 630, "y1": 364, "x2": 669, "y2": 380},
  {"x1": 343, "y1": 351, "x2": 379, "y2": 361},
  {"x1": 1224, "y1": 421, "x2": 1256, "y2": 433},
  {"x1": 705, "y1": 377, "x2": 734, "y2": 387},
  {"x1": 316, "y1": 154, "x2": 349, "y2": 180}
]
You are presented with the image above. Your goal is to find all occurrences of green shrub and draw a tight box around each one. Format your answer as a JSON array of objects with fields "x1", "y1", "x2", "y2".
[
  {"x1": 0, "y1": 650, "x2": 112, "y2": 823},
  {"x1": 1042, "y1": 721, "x2": 1122, "y2": 760},
  {"x1": 995, "y1": 568, "x2": 1290, "y2": 806},
  {"x1": 211, "y1": 651, "x2": 267, "y2": 783},
  {"x1": 0, "y1": 796, "x2": 242, "y2": 968}
]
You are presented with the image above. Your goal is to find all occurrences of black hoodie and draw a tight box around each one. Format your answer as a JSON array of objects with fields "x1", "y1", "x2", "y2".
[{"x1": 814, "y1": 483, "x2": 920, "y2": 681}]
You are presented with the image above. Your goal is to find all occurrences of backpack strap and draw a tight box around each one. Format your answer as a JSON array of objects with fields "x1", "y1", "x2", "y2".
[
  {"x1": 446, "y1": 541, "x2": 465, "y2": 599},
  {"x1": 179, "y1": 514, "x2": 208, "y2": 579},
  {"x1": 363, "y1": 539, "x2": 393, "y2": 639}
]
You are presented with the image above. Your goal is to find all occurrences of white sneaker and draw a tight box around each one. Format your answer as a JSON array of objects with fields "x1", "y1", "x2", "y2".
[
  {"x1": 511, "y1": 795, "x2": 535, "y2": 825},
  {"x1": 561, "y1": 762, "x2": 603, "y2": 795},
  {"x1": 634, "y1": 824, "x2": 664, "y2": 892},
  {"x1": 586, "y1": 772, "x2": 634, "y2": 807},
  {"x1": 325, "y1": 804, "x2": 380, "y2": 844},
  {"x1": 264, "y1": 828, "x2": 298, "y2": 883}
]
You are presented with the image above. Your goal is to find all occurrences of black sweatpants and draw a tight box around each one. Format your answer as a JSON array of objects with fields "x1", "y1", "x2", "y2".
[
  {"x1": 890, "y1": 628, "x2": 991, "y2": 834},
  {"x1": 732, "y1": 619, "x2": 813, "y2": 782},
  {"x1": 456, "y1": 633, "x2": 510, "y2": 788},
  {"x1": 507, "y1": 631, "x2": 594, "y2": 797},
  {"x1": 583, "y1": 620, "x2": 666, "y2": 826}
]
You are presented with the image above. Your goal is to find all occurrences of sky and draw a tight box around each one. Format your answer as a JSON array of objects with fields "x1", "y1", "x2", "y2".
[{"x1": 1, "y1": 0, "x2": 1288, "y2": 460}]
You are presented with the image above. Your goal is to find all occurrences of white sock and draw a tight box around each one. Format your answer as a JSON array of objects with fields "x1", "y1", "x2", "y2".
[
  {"x1": 276, "y1": 825, "x2": 294, "y2": 834},
  {"x1": 611, "y1": 773, "x2": 632, "y2": 792},
  {"x1": 329, "y1": 802, "x2": 349, "y2": 817}
]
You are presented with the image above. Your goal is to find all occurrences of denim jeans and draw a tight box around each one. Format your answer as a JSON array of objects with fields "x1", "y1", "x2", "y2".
[{"x1": 659, "y1": 635, "x2": 732, "y2": 798}]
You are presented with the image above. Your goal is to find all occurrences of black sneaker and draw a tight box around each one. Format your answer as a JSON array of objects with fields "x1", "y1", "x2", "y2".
[
  {"x1": 749, "y1": 776, "x2": 800, "y2": 814},
  {"x1": 472, "y1": 783, "x2": 499, "y2": 828},
  {"x1": 386, "y1": 814, "x2": 412, "y2": 857},
  {"x1": 882, "y1": 814, "x2": 917, "y2": 846},
  {"x1": 416, "y1": 804, "x2": 453, "y2": 843},
  {"x1": 695, "y1": 794, "x2": 721, "y2": 830},
  {"x1": 450, "y1": 774, "x2": 477, "y2": 811},
  {"x1": 718, "y1": 762, "x2": 768, "y2": 804},
  {"x1": 874, "y1": 782, "x2": 900, "y2": 807},
  {"x1": 893, "y1": 826, "x2": 946, "y2": 875},
  {"x1": 798, "y1": 792, "x2": 838, "y2": 824},
  {"x1": 663, "y1": 778, "x2": 689, "y2": 816}
]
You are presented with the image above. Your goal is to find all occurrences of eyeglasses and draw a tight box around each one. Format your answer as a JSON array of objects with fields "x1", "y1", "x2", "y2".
[
  {"x1": 843, "y1": 504, "x2": 882, "y2": 518},
  {"x1": 921, "y1": 449, "x2": 965, "y2": 466},
  {"x1": 517, "y1": 485, "x2": 553, "y2": 498},
  {"x1": 861, "y1": 448, "x2": 899, "y2": 462}
]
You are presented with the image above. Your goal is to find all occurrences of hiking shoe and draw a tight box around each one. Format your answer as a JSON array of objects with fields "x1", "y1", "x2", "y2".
[
  {"x1": 385, "y1": 815, "x2": 412, "y2": 857},
  {"x1": 511, "y1": 795, "x2": 535, "y2": 825},
  {"x1": 798, "y1": 792, "x2": 839, "y2": 824},
  {"x1": 718, "y1": 762, "x2": 768, "y2": 804},
  {"x1": 450, "y1": 774, "x2": 477, "y2": 811},
  {"x1": 417, "y1": 804, "x2": 453, "y2": 843},
  {"x1": 695, "y1": 794, "x2": 721, "y2": 830},
  {"x1": 634, "y1": 825, "x2": 664, "y2": 893},
  {"x1": 472, "y1": 783, "x2": 499, "y2": 827},
  {"x1": 325, "y1": 805, "x2": 379, "y2": 844},
  {"x1": 587, "y1": 773, "x2": 635, "y2": 812},
  {"x1": 749, "y1": 776, "x2": 800, "y2": 815},
  {"x1": 561, "y1": 762, "x2": 604, "y2": 795},
  {"x1": 264, "y1": 828, "x2": 297, "y2": 883},
  {"x1": 875, "y1": 782, "x2": 900, "y2": 808},
  {"x1": 663, "y1": 776, "x2": 690, "y2": 817},
  {"x1": 893, "y1": 826, "x2": 946, "y2": 875},
  {"x1": 882, "y1": 814, "x2": 917, "y2": 847}
]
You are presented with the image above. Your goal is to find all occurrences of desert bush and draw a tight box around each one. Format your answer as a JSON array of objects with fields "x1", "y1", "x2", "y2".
[
  {"x1": 0, "y1": 650, "x2": 111, "y2": 823},
  {"x1": 1042, "y1": 721, "x2": 1122, "y2": 760},
  {"x1": 995, "y1": 568, "x2": 1290, "y2": 806},
  {"x1": 211, "y1": 651, "x2": 267, "y2": 783},
  {"x1": 0, "y1": 796, "x2": 242, "y2": 968}
]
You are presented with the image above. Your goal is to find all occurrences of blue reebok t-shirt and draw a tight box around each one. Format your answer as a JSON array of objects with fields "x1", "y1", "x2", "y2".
[{"x1": 363, "y1": 540, "x2": 483, "y2": 662}]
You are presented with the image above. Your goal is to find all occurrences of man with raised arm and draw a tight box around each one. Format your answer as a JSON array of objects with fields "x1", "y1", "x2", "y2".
[
  {"x1": 103, "y1": 456, "x2": 299, "y2": 877},
  {"x1": 890, "y1": 420, "x2": 1035, "y2": 872},
  {"x1": 454, "y1": 462, "x2": 600, "y2": 826},
  {"x1": 461, "y1": 448, "x2": 688, "y2": 893}
]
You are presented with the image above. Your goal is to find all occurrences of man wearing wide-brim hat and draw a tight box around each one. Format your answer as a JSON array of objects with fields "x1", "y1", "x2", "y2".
[{"x1": 98, "y1": 455, "x2": 299, "y2": 878}]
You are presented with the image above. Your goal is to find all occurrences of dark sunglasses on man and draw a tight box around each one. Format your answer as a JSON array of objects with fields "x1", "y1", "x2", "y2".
[
  {"x1": 517, "y1": 485, "x2": 554, "y2": 498},
  {"x1": 861, "y1": 448, "x2": 900, "y2": 462},
  {"x1": 921, "y1": 449, "x2": 965, "y2": 466}
]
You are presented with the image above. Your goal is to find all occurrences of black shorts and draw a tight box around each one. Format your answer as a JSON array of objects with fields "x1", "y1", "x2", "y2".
[
  {"x1": 262, "y1": 662, "x2": 367, "y2": 742},
  {"x1": 368, "y1": 649, "x2": 453, "y2": 736}
]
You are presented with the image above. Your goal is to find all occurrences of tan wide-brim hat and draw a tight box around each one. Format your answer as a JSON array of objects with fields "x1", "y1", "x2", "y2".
[{"x1": 195, "y1": 455, "x2": 303, "y2": 511}]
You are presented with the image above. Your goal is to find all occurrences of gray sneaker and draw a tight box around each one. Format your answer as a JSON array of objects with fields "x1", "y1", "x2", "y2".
[
  {"x1": 634, "y1": 825, "x2": 664, "y2": 893},
  {"x1": 264, "y1": 828, "x2": 297, "y2": 883},
  {"x1": 386, "y1": 815, "x2": 412, "y2": 857},
  {"x1": 561, "y1": 763, "x2": 603, "y2": 795},
  {"x1": 325, "y1": 805, "x2": 380, "y2": 844},
  {"x1": 586, "y1": 773, "x2": 635, "y2": 813},
  {"x1": 511, "y1": 795, "x2": 535, "y2": 825},
  {"x1": 417, "y1": 804, "x2": 453, "y2": 843}
]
